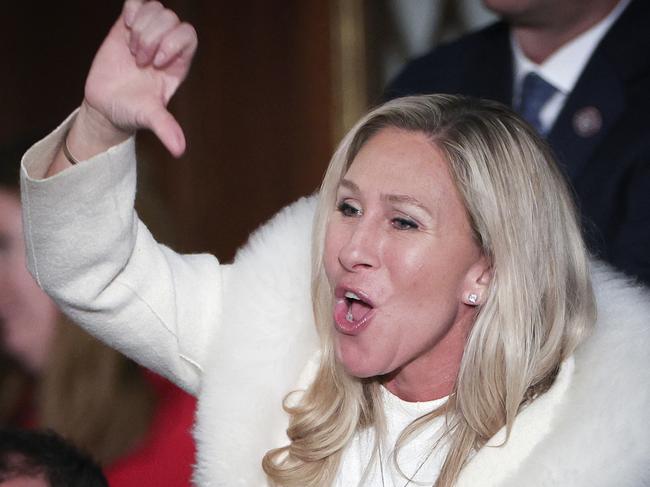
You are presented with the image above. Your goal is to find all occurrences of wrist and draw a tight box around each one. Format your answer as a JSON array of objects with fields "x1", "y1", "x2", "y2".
[{"x1": 65, "y1": 102, "x2": 132, "y2": 162}]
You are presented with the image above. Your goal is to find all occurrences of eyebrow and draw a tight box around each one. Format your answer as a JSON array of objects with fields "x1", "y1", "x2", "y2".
[
  {"x1": 339, "y1": 179, "x2": 360, "y2": 192},
  {"x1": 338, "y1": 178, "x2": 433, "y2": 217},
  {"x1": 383, "y1": 194, "x2": 432, "y2": 216}
]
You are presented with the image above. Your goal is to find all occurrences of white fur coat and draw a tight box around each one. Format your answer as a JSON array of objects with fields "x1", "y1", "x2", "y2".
[{"x1": 21, "y1": 116, "x2": 650, "y2": 486}]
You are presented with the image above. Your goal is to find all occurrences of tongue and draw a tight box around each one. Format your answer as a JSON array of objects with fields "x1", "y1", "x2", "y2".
[{"x1": 350, "y1": 300, "x2": 372, "y2": 322}]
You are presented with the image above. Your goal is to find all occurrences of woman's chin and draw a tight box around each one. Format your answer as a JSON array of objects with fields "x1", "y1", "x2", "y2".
[{"x1": 335, "y1": 343, "x2": 384, "y2": 379}]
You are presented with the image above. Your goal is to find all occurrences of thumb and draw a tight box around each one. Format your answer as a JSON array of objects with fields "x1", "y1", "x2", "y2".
[{"x1": 143, "y1": 105, "x2": 186, "y2": 157}]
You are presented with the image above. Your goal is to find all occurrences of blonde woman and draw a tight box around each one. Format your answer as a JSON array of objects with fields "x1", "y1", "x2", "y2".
[{"x1": 20, "y1": 1, "x2": 650, "y2": 486}]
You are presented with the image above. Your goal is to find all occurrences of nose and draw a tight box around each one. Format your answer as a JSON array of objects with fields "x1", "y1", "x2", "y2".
[{"x1": 337, "y1": 217, "x2": 381, "y2": 272}]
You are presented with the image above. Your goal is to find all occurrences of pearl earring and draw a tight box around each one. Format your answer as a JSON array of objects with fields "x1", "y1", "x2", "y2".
[{"x1": 468, "y1": 293, "x2": 478, "y2": 305}]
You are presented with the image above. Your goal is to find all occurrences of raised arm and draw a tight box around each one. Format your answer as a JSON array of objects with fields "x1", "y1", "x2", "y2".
[
  {"x1": 22, "y1": 0, "x2": 320, "y2": 401},
  {"x1": 47, "y1": 0, "x2": 196, "y2": 177},
  {"x1": 21, "y1": 1, "x2": 212, "y2": 395}
]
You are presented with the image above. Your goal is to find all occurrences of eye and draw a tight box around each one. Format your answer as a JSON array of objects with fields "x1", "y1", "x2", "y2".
[
  {"x1": 391, "y1": 217, "x2": 419, "y2": 230},
  {"x1": 336, "y1": 201, "x2": 362, "y2": 217}
]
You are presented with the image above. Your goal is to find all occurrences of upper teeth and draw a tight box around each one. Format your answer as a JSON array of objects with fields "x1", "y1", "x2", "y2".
[{"x1": 345, "y1": 291, "x2": 361, "y2": 301}]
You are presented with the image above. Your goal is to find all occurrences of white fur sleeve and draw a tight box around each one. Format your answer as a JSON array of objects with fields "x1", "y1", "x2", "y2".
[{"x1": 19, "y1": 113, "x2": 221, "y2": 395}]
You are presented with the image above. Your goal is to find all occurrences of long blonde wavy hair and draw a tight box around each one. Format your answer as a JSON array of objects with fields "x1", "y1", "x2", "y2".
[{"x1": 263, "y1": 95, "x2": 596, "y2": 486}]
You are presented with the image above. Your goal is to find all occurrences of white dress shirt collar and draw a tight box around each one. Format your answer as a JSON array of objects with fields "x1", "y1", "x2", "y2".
[
  {"x1": 512, "y1": 0, "x2": 630, "y2": 95},
  {"x1": 511, "y1": 0, "x2": 630, "y2": 132}
]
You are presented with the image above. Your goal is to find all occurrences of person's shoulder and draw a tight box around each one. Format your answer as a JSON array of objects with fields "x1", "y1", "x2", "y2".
[
  {"x1": 590, "y1": 261, "x2": 650, "y2": 340},
  {"x1": 229, "y1": 194, "x2": 317, "y2": 303},
  {"x1": 522, "y1": 262, "x2": 650, "y2": 486},
  {"x1": 431, "y1": 21, "x2": 509, "y2": 61},
  {"x1": 604, "y1": 0, "x2": 650, "y2": 45},
  {"x1": 575, "y1": 261, "x2": 650, "y2": 402},
  {"x1": 386, "y1": 21, "x2": 510, "y2": 99},
  {"x1": 236, "y1": 194, "x2": 317, "y2": 266},
  {"x1": 595, "y1": 0, "x2": 650, "y2": 78}
]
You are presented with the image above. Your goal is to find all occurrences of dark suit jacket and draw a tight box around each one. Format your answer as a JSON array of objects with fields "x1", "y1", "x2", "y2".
[{"x1": 386, "y1": 0, "x2": 650, "y2": 286}]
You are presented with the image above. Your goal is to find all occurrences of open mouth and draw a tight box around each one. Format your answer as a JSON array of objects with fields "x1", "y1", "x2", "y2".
[
  {"x1": 343, "y1": 291, "x2": 373, "y2": 323},
  {"x1": 333, "y1": 288, "x2": 375, "y2": 334}
]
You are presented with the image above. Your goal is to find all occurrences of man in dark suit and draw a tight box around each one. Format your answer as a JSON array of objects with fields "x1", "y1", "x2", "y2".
[{"x1": 386, "y1": 0, "x2": 650, "y2": 286}]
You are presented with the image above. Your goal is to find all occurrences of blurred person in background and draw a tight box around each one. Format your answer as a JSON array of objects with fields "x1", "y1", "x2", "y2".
[
  {"x1": 387, "y1": 0, "x2": 650, "y2": 287},
  {"x1": 0, "y1": 142, "x2": 196, "y2": 486},
  {"x1": 0, "y1": 427, "x2": 108, "y2": 487}
]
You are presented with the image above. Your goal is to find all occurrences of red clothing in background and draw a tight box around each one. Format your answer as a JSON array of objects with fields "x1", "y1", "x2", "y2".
[
  {"x1": 105, "y1": 371, "x2": 196, "y2": 486},
  {"x1": 13, "y1": 370, "x2": 196, "y2": 487}
]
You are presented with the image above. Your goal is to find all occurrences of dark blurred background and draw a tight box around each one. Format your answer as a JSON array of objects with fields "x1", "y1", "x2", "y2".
[{"x1": 2, "y1": 0, "x2": 492, "y2": 261}]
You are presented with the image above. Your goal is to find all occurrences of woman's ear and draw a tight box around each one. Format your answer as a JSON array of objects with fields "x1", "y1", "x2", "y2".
[{"x1": 462, "y1": 255, "x2": 492, "y2": 306}]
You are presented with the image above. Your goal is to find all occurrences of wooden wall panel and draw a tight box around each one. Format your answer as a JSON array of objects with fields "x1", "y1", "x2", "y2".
[
  {"x1": 161, "y1": 1, "x2": 335, "y2": 259},
  {"x1": 3, "y1": 1, "x2": 334, "y2": 261},
  {"x1": 1, "y1": 2, "x2": 122, "y2": 143}
]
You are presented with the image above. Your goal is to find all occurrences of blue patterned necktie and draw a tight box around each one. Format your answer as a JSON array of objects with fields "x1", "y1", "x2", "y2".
[{"x1": 516, "y1": 72, "x2": 557, "y2": 135}]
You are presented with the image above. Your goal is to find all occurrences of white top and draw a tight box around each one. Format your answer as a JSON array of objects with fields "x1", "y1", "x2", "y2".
[
  {"x1": 336, "y1": 388, "x2": 449, "y2": 486},
  {"x1": 511, "y1": 0, "x2": 630, "y2": 132}
]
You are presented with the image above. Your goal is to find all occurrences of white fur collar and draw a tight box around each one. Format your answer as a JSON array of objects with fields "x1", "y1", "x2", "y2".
[
  {"x1": 193, "y1": 196, "x2": 319, "y2": 486},
  {"x1": 191, "y1": 198, "x2": 650, "y2": 486}
]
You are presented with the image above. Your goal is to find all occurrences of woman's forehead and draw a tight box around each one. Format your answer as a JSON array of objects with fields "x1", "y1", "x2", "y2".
[{"x1": 342, "y1": 128, "x2": 453, "y2": 198}]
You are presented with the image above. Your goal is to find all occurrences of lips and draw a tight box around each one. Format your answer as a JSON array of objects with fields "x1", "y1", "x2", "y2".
[{"x1": 333, "y1": 286, "x2": 375, "y2": 335}]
